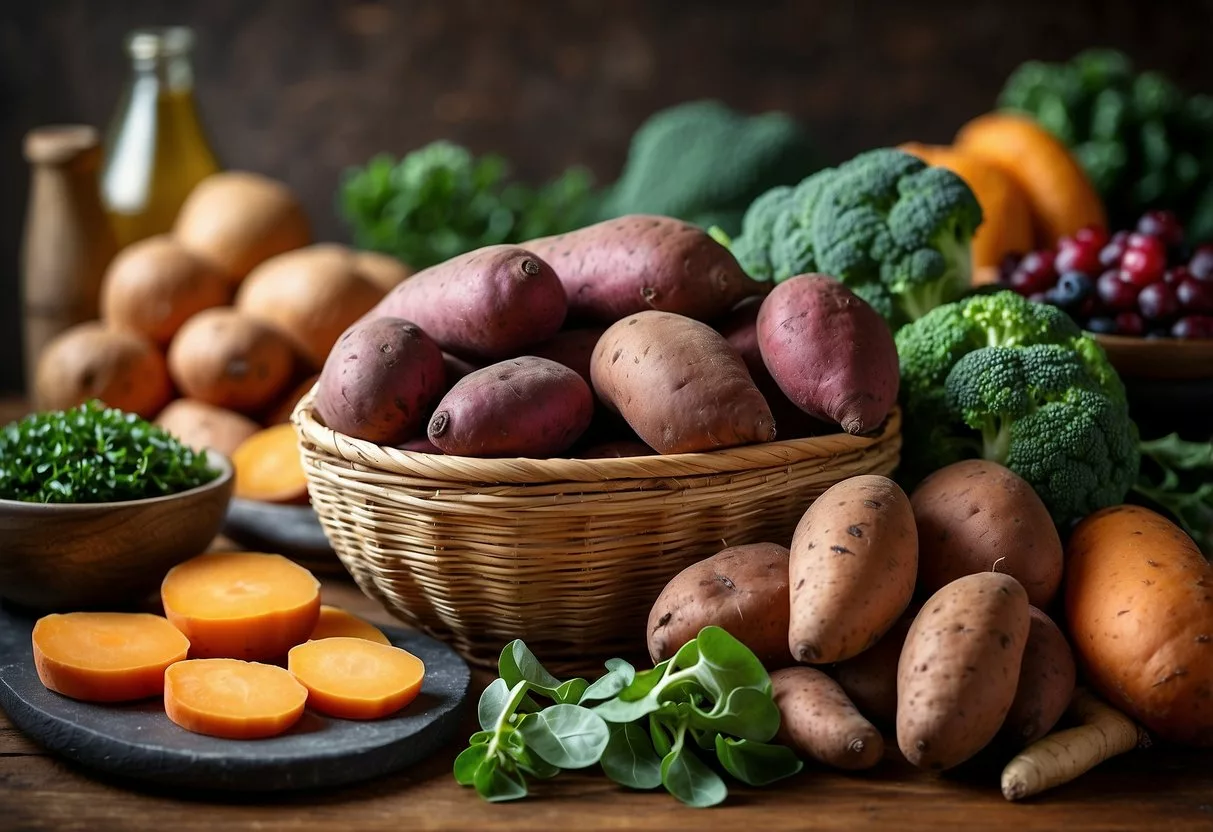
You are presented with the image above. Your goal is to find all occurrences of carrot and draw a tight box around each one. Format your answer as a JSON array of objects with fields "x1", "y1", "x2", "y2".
[
  {"x1": 288, "y1": 637, "x2": 425, "y2": 720},
  {"x1": 160, "y1": 552, "x2": 321, "y2": 661},
  {"x1": 309, "y1": 605, "x2": 391, "y2": 646},
  {"x1": 231, "y1": 423, "x2": 309, "y2": 504},
  {"x1": 164, "y1": 658, "x2": 308, "y2": 739},
  {"x1": 1001, "y1": 688, "x2": 1148, "y2": 801},
  {"x1": 32, "y1": 613, "x2": 189, "y2": 703}
]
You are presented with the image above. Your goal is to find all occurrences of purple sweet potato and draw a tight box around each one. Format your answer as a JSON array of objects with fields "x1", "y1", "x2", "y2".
[
  {"x1": 576, "y1": 439, "x2": 655, "y2": 459},
  {"x1": 757, "y1": 274, "x2": 899, "y2": 435},
  {"x1": 427, "y1": 357, "x2": 593, "y2": 457},
  {"x1": 590, "y1": 310, "x2": 775, "y2": 454},
  {"x1": 530, "y1": 327, "x2": 605, "y2": 388},
  {"x1": 314, "y1": 316, "x2": 445, "y2": 445},
  {"x1": 997, "y1": 606, "x2": 1077, "y2": 748},
  {"x1": 526, "y1": 215, "x2": 765, "y2": 323},
  {"x1": 441, "y1": 352, "x2": 479, "y2": 387},
  {"x1": 368, "y1": 245, "x2": 566, "y2": 360}
]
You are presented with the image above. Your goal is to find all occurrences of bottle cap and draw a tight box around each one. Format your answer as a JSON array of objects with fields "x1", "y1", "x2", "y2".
[
  {"x1": 23, "y1": 125, "x2": 102, "y2": 167},
  {"x1": 127, "y1": 26, "x2": 194, "y2": 60}
]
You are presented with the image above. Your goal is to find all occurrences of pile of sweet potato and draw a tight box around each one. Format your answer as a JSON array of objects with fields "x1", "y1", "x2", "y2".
[{"x1": 314, "y1": 214, "x2": 900, "y2": 458}]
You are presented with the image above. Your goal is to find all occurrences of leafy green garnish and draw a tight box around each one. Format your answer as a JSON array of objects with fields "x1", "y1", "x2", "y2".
[
  {"x1": 337, "y1": 141, "x2": 598, "y2": 271},
  {"x1": 1134, "y1": 433, "x2": 1213, "y2": 555},
  {"x1": 453, "y1": 627, "x2": 803, "y2": 807},
  {"x1": 0, "y1": 401, "x2": 219, "y2": 504}
]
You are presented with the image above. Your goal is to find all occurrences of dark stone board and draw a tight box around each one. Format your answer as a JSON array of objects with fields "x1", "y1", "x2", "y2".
[
  {"x1": 222, "y1": 499, "x2": 339, "y2": 571},
  {"x1": 0, "y1": 605, "x2": 471, "y2": 793}
]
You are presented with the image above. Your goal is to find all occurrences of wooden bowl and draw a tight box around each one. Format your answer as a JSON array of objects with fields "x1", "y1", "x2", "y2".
[
  {"x1": 0, "y1": 451, "x2": 234, "y2": 611},
  {"x1": 1093, "y1": 333, "x2": 1213, "y2": 381}
]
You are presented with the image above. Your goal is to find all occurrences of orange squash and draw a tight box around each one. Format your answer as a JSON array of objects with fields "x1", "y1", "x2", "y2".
[
  {"x1": 899, "y1": 142, "x2": 1035, "y2": 278},
  {"x1": 953, "y1": 113, "x2": 1107, "y2": 248}
]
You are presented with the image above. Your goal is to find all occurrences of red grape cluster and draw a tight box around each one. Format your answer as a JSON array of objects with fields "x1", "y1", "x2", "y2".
[{"x1": 998, "y1": 210, "x2": 1213, "y2": 339}]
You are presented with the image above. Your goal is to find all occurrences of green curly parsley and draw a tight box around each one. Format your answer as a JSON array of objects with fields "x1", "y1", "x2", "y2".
[{"x1": 0, "y1": 401, "x2": 220, "y2": 504}]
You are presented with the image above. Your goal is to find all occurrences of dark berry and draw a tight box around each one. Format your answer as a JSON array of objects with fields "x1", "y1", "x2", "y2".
[
  {"x1": 1136, "y1": 210, "x2": 1184, "y2": 247},
  {"x1": 1126, "y1": 232, "x2": 1166, "y2": 255},
  {"x1": 1177, "y1": 278, "x2": 1213, "y2": 313},
  {"x1": 998, "y1": 252, "x2": 1023, "y2": 283},
  {"x1": 1074, "y1": 225, "x2": 1110, "y2": 249},
  {"x1": 1163, "y1": 266, "x2": 1191, "y2": 286},
  {"x1": 1077, "y1": 295, "x2": 1101, "y2": 320},
  {"x1": 1096, "y1": 270, "x2": 1141, "y2": 310},
  {"x1": 1099, "y1": 230, "x2": 1131, "y2": 268},
  {"x1": 1121, "y1": 245, "x2": 1167, "y2": 286},
  {"x1": 1051, "y1": 272, "x2": 1093, "y2": 309},
  {"x1": 1086, "y1": 316, "x2": 1119, "y2": 335},
  {"x1": 1172, "y1": 315, "x2": 1213, "y2": 339},
  {"x1": 1137, "y1": 282, "x2": 1180, "y2": 321},
  {"x1": 1010, "y1": 250, "x2": 1058, "y2": 295},
  {"x1": 1055, "y1": 240, "x2": 1102, "y2": 276},
  {"x1": 1115, "y1": 311, "x2": 1146, "y2": 336},
  {"x1": 1189, "y1": 245, "x2": 1213, "y2": 281}
]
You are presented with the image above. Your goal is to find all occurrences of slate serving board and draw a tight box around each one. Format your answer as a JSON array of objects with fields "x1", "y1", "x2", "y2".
[
  {"x1": 222, "y1": 499, "x2": 341, "y2": 573},
  {"x1": 0, "y1": 605, "x2": 471, "y2": 793}
]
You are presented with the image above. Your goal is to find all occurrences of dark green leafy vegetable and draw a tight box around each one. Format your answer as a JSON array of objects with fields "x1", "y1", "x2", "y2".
[
  {"x1": 337, "y1": 141, "x2": 597, "y2": 271},
  {"x1": 0, "y1": 401, "x2": 219, "y2": 504},
  {"x1": 1133, "y1": 433, "x2": 1213, "y2": 555},
  {"x1": 999, "y1": 48, "x2": 1213, "y2": 241},
  {"x1": 453, "y1": 627, "x2": 802, "y2": 807}
]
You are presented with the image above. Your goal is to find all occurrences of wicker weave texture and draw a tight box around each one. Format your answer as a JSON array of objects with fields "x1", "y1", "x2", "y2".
[{"x1": 294, "y1": 396, "x2": 902, "y2": 673}]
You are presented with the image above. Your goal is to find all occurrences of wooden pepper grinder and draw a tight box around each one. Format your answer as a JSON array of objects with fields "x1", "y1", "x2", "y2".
[{"x1": 20, "y1": 125, "x2": 118, "y2": 395}]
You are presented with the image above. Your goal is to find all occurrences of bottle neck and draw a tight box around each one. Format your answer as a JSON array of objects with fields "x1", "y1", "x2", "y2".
[{"x1": 130, "y1": 51, "x2": 195, "y2": 93}]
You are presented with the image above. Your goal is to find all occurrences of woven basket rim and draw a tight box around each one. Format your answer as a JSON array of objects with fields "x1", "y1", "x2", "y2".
[{"x1": 292, "y1": 387, "x2": 902, "y2": 485}]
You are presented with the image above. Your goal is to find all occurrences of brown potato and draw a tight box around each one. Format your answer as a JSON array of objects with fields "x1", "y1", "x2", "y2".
[
  {"x1": 34, "y1": 322, "x2": 172, "y2": 419},
  {"x1": 646, "y1": 543, "x2": 791, "y2": 668},
  {"x1": 911, "y1": 459, "x2": 1063, "y2": 607},
  {"x1": 590, "y1": 310, "x2": 774, "y2": 454},
  {"x1": 830, "y1": 607, "x2": 917, "y2": 728},
  {"x1": 236, "y1": 244, "x2": 386, "y2": 370},
  {"x1": 263, "y1": 374, "x2": 319, "y2": 425},
  {"x1": 99, "y1": 234, "x2": 231, "y2": 346},
  {"x1": 998, "y1": 606, "x2": 1077, "y2": 748},
  {"x1": 173, "y1": 171, "x2": 311, "y2": 284},
  {"x1": 155, "y1": 399, "x2": 261, "y2": 458},
  {"x1": 167, "y1": 308, "x2": 296, "y2": 414},
  {"x1": 353, "y1": 250, "x2": 413, "y2": 292},
  {"x1": 771, "y1": 666, "x2": 884, "y2": 770},
  {"x1": 896, "y1": 572, "x2": 1031, "y2": 771},
  {"x1": 788, "y1": 475, "x2": 918, "y2": 664}
]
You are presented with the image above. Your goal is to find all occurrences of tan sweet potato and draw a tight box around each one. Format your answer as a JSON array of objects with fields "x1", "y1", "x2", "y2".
[
  {"x1": 998, "y1": 606, "x2": 1077, "y2": 748},
  {"x1": 427, "y1": 357, "x2": 593, "y2": 457},
  {"x1": 771, "y1": 666, "x2": 884, "y2": 771},
  {"x1": 526, "y1": 215, "x2": 765, "y2": 323},
  {"x1": 788, "y1": 475, "x2": 918, "y2": 664},
  {"x1": 911, "y1": 459, "x2": 1063, "y2": 607},
  {"x1": 369, "y1": 245, "x2": 566, "y2": 361},
  {"x1": 646, "y1": 543, "x2": 791, "y2": 668},
  {"x1": 590, "y1": 311, "x2": 774, "y2": 454},
  {"x1": 173, "y1": 171, "x2": 311, "y2": 284},
  {"x1": 314, "y1": 317, "x2": 446, "y2": 445},
  {"x1": 757, "y1": 274, "x2": 899, "y2": 435},
  {"x1": 236, "y1": 244, "x2": 386, "y2": 370},
  {"x1": 353, "y1": 250, "x2": 413, "y2": 292},
  {"x1": 34, "y1": 322, "x2": 172, "y2": 419},
  {"x1": 263, "y1": 374, "x2": 320, "y2": 425},
  {"x1": 155, "y1": 399, "x2": 261, "y2": 457},
  {"x1": 897, "y1": 572, "x2": 1031, "y2": 771},
  {"x1": 167, "y1": 308, "x2": 297, "y2": 414},
  {"x1": 830, "y1": 608, "x2": 916, "y2": 728},
  {"x1": 99, "y1": 234, "x2": 231, "y2": 347}
]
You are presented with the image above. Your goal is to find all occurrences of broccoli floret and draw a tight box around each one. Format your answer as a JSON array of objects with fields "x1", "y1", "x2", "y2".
[
  {"x1": 597, "y1": 100, "x2": 821, "y2": 236},
  {"x1": 812, "y1": 149, "x2": 982, "y2": 327},
  {"x1": 896, "y1": 290, "x2": 1139, "y2": 527},
  {"x1": 721, "y1": 148, "x2": 981, "y2": 330}
]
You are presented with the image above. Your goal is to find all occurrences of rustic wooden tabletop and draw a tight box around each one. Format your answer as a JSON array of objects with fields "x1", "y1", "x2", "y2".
[{"x1": 2, "y1": 400, "x2": 1212, "y2": 830}]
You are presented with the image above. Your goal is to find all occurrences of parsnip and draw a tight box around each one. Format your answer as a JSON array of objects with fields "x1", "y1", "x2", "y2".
[{"x1": 1001, "y1": 688, "x2": 1148, "y2": 801}]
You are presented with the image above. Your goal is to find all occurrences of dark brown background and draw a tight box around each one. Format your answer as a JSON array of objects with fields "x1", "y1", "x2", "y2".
[{"x1": 3, "y1": 0, "x2": 1213, "y2": 394}]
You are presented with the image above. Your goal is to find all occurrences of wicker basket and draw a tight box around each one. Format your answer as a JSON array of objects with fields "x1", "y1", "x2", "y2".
[{"x1": 293, "y1": 394, "x2": 901, "y2": 673}]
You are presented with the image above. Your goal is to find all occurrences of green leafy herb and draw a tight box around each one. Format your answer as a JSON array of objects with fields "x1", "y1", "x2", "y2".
[
  {"x1": 452, "y1": 627, "x2": 803, "y2": 808},
  {"x1": 1134, "y1": 433, "x2": 1213, "y2": 555},
  {"x1": 337, "y1": 141, "x2": 598, "y2": 271},
  {"x1": 0, "y1": 401, "x2": 219, "y2": 504}
]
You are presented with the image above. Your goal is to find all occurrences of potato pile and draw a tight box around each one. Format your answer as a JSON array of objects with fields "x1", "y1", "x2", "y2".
[
  {"x1": 646, "y1": 461, "x2": 1076, "y2": 777},
  {"x1": 32, "y1": 172, "x2": 413, "y2": 500},
  {"x1": 311, "y1": 215, "x2": 901, "y2": 458}
]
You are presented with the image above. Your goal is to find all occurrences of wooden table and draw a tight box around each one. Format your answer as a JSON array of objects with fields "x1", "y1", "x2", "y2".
[{"x1": 3, "y1": 400, "x2": 1213, "y2": 830}]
